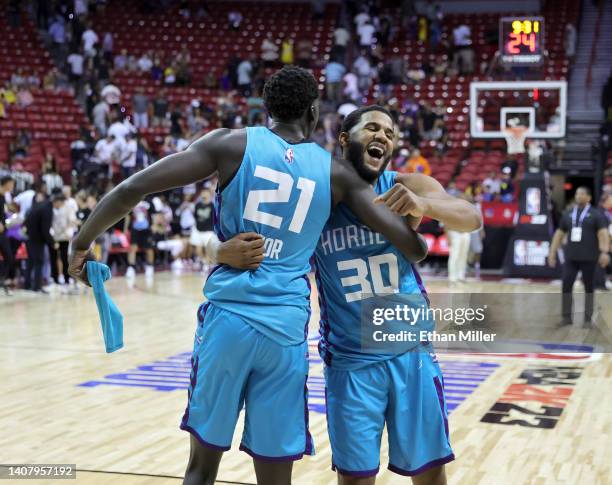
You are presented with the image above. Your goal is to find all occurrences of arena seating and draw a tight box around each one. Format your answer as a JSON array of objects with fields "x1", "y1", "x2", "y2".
[
  {"x1": 1, "y1": 0, "x2": 580, "y2": 189},
  {"x1": 0, "y1": 9, "x2": 87, "y2": 176}
]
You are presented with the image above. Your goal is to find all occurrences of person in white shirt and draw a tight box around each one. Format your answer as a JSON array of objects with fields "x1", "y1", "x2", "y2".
[
  {"x1": 67, "y1": 50, "x2": 84, "y2": 95},
  {"x1": 357, "y1": 20, "x2": 376, "y2": 48},
  {"x1": 354, "y1": 10, "x2": 370, "y2": 28},
  {"x1": 94, "y1": 133, "x2": 119, "y2": 177},
  {"x1": 343, "y1": 71, "x2": 359, "y2": 101},
  {"x1": 452, "y1": 24, "x2": 474, "y2": 74},
  {"x1": 108, "y1": 117, "x2": 135, "y2": 144},
  {"x1": 482, "y1": 171, "x2": 501, "y2": 199},
  {"x1": 81, "y1": 25, "x2": 99, "y2": 57},
  {"x1": 237, "y1": 59, "x2": 253, "y2": 96},
  {"x1": 138, "y1": 53, "x2": 153, "y2": 73},
  {"x1": 353, "y1": 53, "x2": 373, "y2": 93},
  {"x1": 261, "y1": 33, "x2": 279, "y2": 67},
  {"x1": 119, "y1": 132, "x2": 138, "y2": 179}
]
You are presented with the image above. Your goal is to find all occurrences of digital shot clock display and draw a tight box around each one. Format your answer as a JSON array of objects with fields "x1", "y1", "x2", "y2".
[{"x1": 499, "y1": 17, "x2": 545, "y2": 66}]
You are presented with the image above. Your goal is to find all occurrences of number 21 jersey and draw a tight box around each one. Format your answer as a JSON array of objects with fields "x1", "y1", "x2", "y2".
[{"x1": 204, "y1": 127, "x2": 332, "y2": 345}]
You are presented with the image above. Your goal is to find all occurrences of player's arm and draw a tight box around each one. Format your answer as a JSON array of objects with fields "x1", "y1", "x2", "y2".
[
  {"x1": 205, "y1": 232, "x2": 265, "y2": 270},
  {"x1": 331, "y1": 158, "x2": 428, "y2": 262},
  {"x1": 69, "y1": 129, "x2": 241, "y2": 283},
  {"x1": 377, "y1": 173, "x2": 482, "y2": 232}
]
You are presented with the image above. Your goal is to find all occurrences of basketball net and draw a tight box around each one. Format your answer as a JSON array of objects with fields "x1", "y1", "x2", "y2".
[{"x1": 503, "y1": 127, "x2": 528, "y2": 155}]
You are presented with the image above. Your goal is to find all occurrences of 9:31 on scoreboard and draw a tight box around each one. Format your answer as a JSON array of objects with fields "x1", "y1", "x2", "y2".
[{"x1": 499, "y1": 17, "x2": 545, "y2": 66}]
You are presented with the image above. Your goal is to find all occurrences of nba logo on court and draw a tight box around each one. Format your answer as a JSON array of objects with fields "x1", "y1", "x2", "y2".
[{"x1": 284, "y1": 148, "x2": 294, "y2": 164}]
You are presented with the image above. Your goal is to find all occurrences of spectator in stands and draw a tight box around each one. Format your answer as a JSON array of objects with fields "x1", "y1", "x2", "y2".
[
  {"x1": 108, "y1": 112, "x2": 135, "y2": 145},
  {"x1": 132, "y1": 86, "x2": 149, "y2": 129},
  {"x1": 126, "y1": 53, "x2": 138, "y2": 72},
  {"x1": 48, "y1": 16, "x2": 68, "y2": 66},
  {"x1": 428, "y1": 4, "x2": 443, "y2": 48},
  {"x1": 176, "y1": 47, "x2": 192, "y2": 86},
  {"x1": 94, "y1": 132, "x2": 118, "y2": 177},
  {"x1": 499, "y1": 171, "x2": 515, "y2": 202},
  {"x1": 280, "y1": 38, "x2": 294, "y2": 65},
  {"x1": 333, "y1": 25, "x2": 350, "y2": 62},
  {"x1": 41, "y1": 154, "x2": 63, "y2": 194},
  {"x1": 247, "y1": 89, "x2": 265, "y2": 126},
  {"x1": 296, "y1": 39, "x2": 313, "y2": 69},
  {"x1": 399, "y1": 115, "x2": 420, "y2": 148},
  {"x1": 67, "y1": 48, "x2": 85, "y2": 96},
  {"x1": 446, "y1": 195, "x2": 471, "y2": 283},
  {"x1": 152, "y1": 89, "x2": 169, "y2": 126},
  {"x1": 81, "y1": 23, "x2": 99, "y2": 58},
  {"x1": 113, "y1": 49, "x2": 128, "y2": 71},
  {"x1": 401, "y1": 149, "x2": 432, "y2": 176},
  {"x1": 452, "y1": 23, "x2": 474, "y2": 74},
  {"x1": 1, "y1": 83, "x2": 16, "y2": 106},
  {"x1": 11, "y1": 68, "x2": 27, "y2": 89},
  {"x1": 354, "y1": 8, "x2": 370, "y2": 29},
  {"x1": 187, "y1": 101, "x2": 209, "y2": 134},
  {"x1": 16, "y1": 85, "x2": 34, "y2": 108},
  {"x1": 25, "y1": 193, "x2": 64, "y2": 293},
  {"x1": 418, "y1": 102, "x2": 440, "y2": 138},
  {"x1": 164, "y1": 62, "x2": 177, "y2": 85},
  {"x1": 564, "y1": 23, "x2": 577, "y2": 63},
  {"x1": 74, "y1": 0, "x2": 88, "y2": 18},
  {"x1": 102, "y1": 32, "x2": 113, "y2": 61},
  {"x1": 357, "y1": 19, "x2": 376, "y2": 48},
  {"x1": 324, "y1": 59, "x2": 346, "y2": 105},
  {"x1": 261, "y1": 33, "x2": 279, "y2": 68},
  {"x1": 343, "y1": 71, "x2": 359, "y2": 102},
  {"x1": 9, "y1": 130, "x2": 31, "y2": 159},
  {"x1": 237, "y1": 57, "x2": 253, "y2": 96},
  {"x1": 51, "y1": 187, "x2": 77, "y2": 288},
  {"x1": 138, "y1": 51, "x2": 153, "y2": 73},
  {"x1": 92, "y1": 96, "x2": 110, "y2": 136},
  {"x1": 353, "y1": 51, "x2": 373, "y2": 94},
  {"x1": 482, "y1": 171, "x2": 501, "y2": 200},
  {"x1": 0, "y1": 176, "x2": 15, "y2": 295},
  {"x1": 311, "y1": 0, "x2": 325, "y2": 20},
  {"x1": 119, "y1": 131, "x2": 138, "y2": 179},
  {"x1": 228, "y1": 10, "x2": 243, "y2": 30},
  {"x1": 465, "y1": 181, "x2": 483, "y2": 202}
]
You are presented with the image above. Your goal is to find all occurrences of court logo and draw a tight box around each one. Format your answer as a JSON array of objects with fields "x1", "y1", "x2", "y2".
[
  {"x1": 481, "y1": 365, "x2": 584, "y2": 429},
  {"x1": 284, "y1": 148, "x2": 294, "y2": 164}
]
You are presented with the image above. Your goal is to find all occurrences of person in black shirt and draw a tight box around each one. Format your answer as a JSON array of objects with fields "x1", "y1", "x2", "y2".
[
  {"x1": 548, "y1": 187, "x2": 610, "y2": 325},
  {"x1": 189, "y1": 187, "x2": 215, "y2": 270},
  {"x1": 24, "y1": 193, "x2": 66, "y2": 292},
  {"x1": 0, "y1": 176, "x2": 16, "y2": 295}
]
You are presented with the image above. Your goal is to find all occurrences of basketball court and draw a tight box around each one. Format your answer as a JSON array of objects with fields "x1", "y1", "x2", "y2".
[{"x1": 1, "y1": 272, "x2": 610, "y2": 484}]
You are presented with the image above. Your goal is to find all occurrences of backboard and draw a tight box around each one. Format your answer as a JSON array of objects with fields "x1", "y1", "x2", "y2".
[{"x1": 470, "y1": 81, "x2": 567, "y2": 139}]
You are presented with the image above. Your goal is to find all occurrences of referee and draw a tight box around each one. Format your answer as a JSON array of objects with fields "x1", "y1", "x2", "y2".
[{"x1": 548, "y1": 187, "x2": 610, "y2": 326}]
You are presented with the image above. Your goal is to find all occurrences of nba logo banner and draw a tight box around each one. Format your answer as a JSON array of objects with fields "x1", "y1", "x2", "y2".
[{"x1": 284, "y1": 148, "x2": 294, "y2": 164}]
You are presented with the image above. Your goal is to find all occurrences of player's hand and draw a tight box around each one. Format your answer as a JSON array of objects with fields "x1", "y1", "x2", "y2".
[
  {"x1": 374, "y1": 183, "x2": 429, "y2": 218},
  {"x1": 217, "y1": 232, "x2": 265, "y2": 270},
  {"x1": 548, "y1": 252, "x2": 557, "y2": 268},
  {"x1": 598, "y1": 252, "x2": 610, "y2": 268},
  {"x1": 68, "y1": 247, "x2": 95, "y2": 286}
]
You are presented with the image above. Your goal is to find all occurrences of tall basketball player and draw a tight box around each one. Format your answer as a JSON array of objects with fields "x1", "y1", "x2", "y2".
[
  {"x1": 68, "y1": 68, "x2": 427, "y2": 485},
  {"x1": 214, "y1": 105, "x2": 481, "y2": 484}
]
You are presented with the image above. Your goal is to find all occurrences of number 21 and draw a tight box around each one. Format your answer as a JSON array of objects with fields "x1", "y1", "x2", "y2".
[{"x1": 243, "y1": 165, "x2": 316, "y2": 234}]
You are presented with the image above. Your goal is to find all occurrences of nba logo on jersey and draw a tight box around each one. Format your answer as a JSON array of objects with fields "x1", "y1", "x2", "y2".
[{"x1": 284, "y1": 148, "x2": 294, "y2": 164}]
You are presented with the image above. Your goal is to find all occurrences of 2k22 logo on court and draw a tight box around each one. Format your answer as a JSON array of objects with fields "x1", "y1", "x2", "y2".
[{"x1": 481, "y1": 366, "x2": 584, "y2": 429}]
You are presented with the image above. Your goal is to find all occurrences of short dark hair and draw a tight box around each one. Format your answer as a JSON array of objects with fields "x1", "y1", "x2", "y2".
[
  {"x1": 0, "y1": 176, "x2": 14, "y2": 186},
  {"x1": 340, "y1": 105, "x2": 394, "y2": 133},
  {"x1": 576, "y1": 186, "x2": 592, "y2": 197},
  {"x1": 263, "y1": 66, "x2": 319, "y2": 121}
]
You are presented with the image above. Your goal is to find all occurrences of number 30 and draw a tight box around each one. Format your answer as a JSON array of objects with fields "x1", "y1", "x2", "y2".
[{"x1": 243, "y1": 165, "x2": 316, "y2": 234}]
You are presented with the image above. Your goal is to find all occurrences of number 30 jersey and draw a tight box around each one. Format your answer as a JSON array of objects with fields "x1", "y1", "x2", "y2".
[
  {"x1": 313, "y1": 170, "x2": 427, "y2": 370},
  {"x1": 205, "y1": 127, "x2": 332, "y2": 346}
]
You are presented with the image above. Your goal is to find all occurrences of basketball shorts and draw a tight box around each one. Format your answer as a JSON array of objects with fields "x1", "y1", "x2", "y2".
[
  {"x1": 130, "y1": 229, "x2": 153, "y2": 249},
  {"x1": 325, "y1": 349, "x2": 454, "y2": 477},
  {"x1": 189, "y1": 228, "x2": 215, "y2": 248},
  {"x1": 180, "y1": 302, "x2": 314, "y2": 460}
]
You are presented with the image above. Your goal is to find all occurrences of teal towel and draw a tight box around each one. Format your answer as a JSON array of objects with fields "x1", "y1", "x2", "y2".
[{"x1": 87, "y1": 261, "x2": 124, "y2": 353}]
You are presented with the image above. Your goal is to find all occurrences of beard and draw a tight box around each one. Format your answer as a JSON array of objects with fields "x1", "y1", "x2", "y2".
[{"x1": 346, "y1": 140, "x2": 390, "y2": 183}]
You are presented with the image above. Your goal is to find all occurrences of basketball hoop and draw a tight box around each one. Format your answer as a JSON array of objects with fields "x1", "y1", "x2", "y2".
[{"x1": 503, "y1": 126, "x2": 529, "y2": 155}]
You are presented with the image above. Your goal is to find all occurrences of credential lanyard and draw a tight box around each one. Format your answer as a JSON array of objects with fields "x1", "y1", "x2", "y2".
[{"x1": 571, "y1": 204, "x2": 590, "y2": 228}]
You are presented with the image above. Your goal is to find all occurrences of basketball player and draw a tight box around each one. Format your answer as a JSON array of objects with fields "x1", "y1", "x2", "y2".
[
  {"x1": 68, "y1": 67, "x2": 427, "y2": 485},
  {"x1": 212, "y1": 106, "x2": 481, "y2": 484}
]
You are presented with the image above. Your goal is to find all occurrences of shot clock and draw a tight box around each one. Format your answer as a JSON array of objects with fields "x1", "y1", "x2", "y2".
[{"x1": 499, "y1": 17, "x2": 545, "y2": 66}]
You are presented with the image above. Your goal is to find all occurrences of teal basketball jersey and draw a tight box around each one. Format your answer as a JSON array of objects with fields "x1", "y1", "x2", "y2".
[
  {"x1": 204, "y1": 127, "x2": 332, "y2": 345},
  {"x1": 313, "y1": 170, "x2": 429, "y2": 370}
]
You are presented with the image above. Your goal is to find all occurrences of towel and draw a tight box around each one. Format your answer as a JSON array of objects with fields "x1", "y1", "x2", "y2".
[{"x1": 87, "y1": 261, "x2": 124, "y2": 353}]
